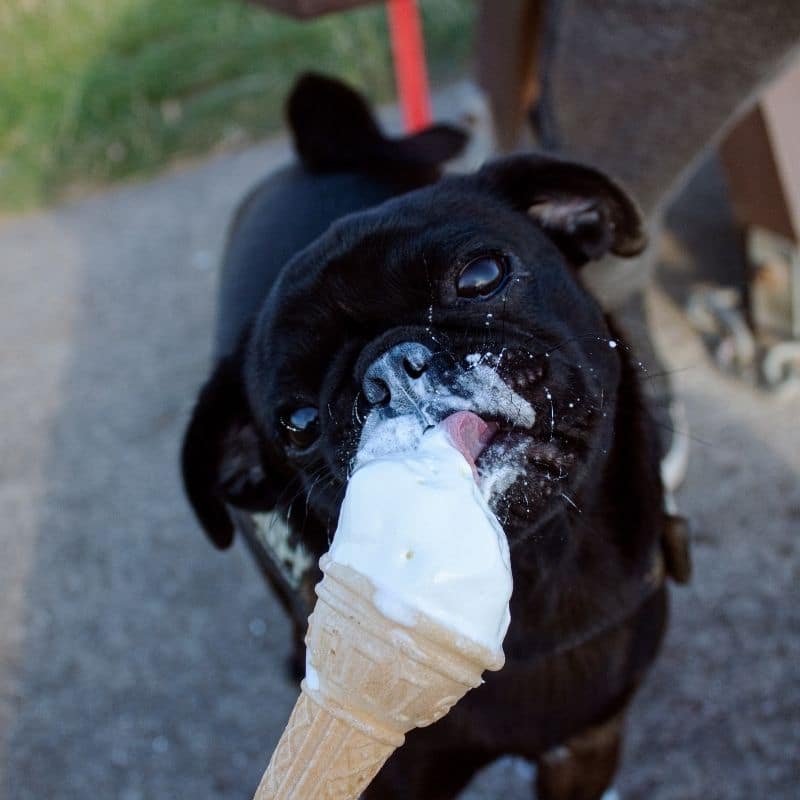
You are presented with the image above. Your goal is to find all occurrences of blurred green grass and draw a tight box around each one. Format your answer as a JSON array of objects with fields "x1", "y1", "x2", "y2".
[{"x1": 0, "y1": 0, "x2": 475, "y2": 212}]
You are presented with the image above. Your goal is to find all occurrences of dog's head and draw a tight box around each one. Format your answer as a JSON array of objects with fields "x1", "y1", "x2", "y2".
[{"x1": 182, "y1": 153, "x2": 645, "y2": 558}]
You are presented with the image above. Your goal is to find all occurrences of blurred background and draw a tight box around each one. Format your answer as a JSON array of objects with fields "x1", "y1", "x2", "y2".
[
  {"x1": 1, "y1": 1, "x2": 798, "y2": 799},
  {"x1": 0, "y1": 0, "x2": 474, "y2": 212}
]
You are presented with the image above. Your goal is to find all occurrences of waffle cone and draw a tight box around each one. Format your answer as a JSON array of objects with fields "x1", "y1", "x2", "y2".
[{"x1": 254, "y1": 554, "x2": 505, "y2": 799}]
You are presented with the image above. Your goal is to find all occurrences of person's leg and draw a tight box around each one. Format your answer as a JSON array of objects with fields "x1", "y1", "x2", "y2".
[
  {"x1": 537, "y1": 0, "x2": 800, "y2": 307},
  {"x1": 538, "y1": 0, "x2": 800, "y2": 220},
  {"x1": 534, "y1": 2, "x2": 800, "y2": 486}
]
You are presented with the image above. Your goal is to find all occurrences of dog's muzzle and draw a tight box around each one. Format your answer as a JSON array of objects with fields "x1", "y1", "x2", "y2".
[{"x1": 354, "y1": 338, "x2": 535, "y2": 470}]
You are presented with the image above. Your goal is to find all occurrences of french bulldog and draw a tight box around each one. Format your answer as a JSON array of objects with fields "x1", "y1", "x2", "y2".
[{"x1": 181, "y1": 74, "x2": 688, "y2": 800}]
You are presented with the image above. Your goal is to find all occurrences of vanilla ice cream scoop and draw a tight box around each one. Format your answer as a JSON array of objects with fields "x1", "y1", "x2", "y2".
[{"x1": 328, "y1": 411, "x2": 513, "y2": 651}]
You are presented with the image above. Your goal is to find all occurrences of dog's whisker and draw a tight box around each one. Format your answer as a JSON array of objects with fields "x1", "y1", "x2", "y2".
[
  {"x1": 499, "y1": 280, "x2": 512, "y2": 353},
  {"x1": 426, "y1": 331, "x2": 458, "y2": 365},
  {"x1": 270, "y1": 470, "x2": 314, "y2": 516},
  {"x1": 297, "y1": 467, "x2": 336, "y2": 541},
  {"x1": 258, "y1": 467, "x2": 324, "y2": 546},
  {"x1": 351, "y1": 393, "x2": 362, "y2": 428},
  {"x1": 273, "y1": 462, "x2": 334, "y2": 526},
  {"x1": 560, "y1": 492, "x2": 581, "y2": 513},
  {"x1": 543, "y1": 386, "x2": 556, "y2": 441},
  {"x1": 640, "y1": 364, "x2": 697, "y2": 381},
  {"x1": 646, "y1": 414, "x2": 715, "y2": 449},
  {"x1": 526, "y1": 330, "x2": 627, "y2": 360},
  {"x1": 303, "y1": 472, "x2": 325, "y2": 519}
]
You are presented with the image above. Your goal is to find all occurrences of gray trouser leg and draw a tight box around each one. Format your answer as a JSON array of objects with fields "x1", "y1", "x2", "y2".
[{"x1": 538, "y1": 0, "x2": 800, "y2": 311}]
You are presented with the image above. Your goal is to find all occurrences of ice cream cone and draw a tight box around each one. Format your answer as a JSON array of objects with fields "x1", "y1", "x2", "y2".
[{"x1": 254, "y1": 553, "x2": 505, "y2": 800}]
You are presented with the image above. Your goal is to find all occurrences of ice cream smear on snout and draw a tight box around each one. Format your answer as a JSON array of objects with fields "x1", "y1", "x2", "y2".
[{"x1": 327, "y1": 411, "x2": 513, "y2": 652}]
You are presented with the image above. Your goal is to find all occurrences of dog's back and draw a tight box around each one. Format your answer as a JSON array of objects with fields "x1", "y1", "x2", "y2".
[{"x1": 214, "y1": 74, "x2": 466, "y2": 359}]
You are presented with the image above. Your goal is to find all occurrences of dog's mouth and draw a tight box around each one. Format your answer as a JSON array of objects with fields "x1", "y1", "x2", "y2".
[
  {"x1": 438, "y1": 410, "x2": 499, "y2": 480},
  {"x1": 353, "y1": 350, "x2": 535, "y2": 470}
]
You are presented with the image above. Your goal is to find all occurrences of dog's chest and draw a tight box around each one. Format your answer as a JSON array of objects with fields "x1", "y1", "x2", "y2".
[{"x1": 442, "y1": 590, "x2": 667, "y2": 755}]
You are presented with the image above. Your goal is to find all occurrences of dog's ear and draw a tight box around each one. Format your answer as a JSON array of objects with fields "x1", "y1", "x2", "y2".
[
  {"x1": 288, "y1": 72, "x2": 467, "y2": 177},
  {"x1": 181, "y1": 356, "x2": 279, "y2": 549},
  {"x1": 477, "y1": 154, "x2": 646, "y2": 265}
]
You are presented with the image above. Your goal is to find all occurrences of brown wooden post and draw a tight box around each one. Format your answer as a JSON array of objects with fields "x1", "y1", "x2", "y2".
[
  {"x1": 475, "y1": 0, "x2": 544, "y2": 153},
  {"x1": 720, "y1": 58, "x2": 800, "y2": 243},
  {"x1": 720, "y1": 58, "x2": 800, "y2": 363}
]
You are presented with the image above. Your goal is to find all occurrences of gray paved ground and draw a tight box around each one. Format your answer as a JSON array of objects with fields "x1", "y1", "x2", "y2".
[{"x1": 1, "y1": 129, "x2": 798, "y2": 799}]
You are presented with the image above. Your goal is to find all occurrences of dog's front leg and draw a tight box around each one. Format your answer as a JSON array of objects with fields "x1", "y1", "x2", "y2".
[
  {"x1": 534, "y1": 710, "x2": 626, "y2": 800},
  {"x1": 362, "y1": 725, "x2": 495, "y2": 800}
]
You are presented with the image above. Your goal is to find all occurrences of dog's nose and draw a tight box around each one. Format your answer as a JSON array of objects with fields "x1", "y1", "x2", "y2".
[{"x1": 362, "y1": 342, "x2": 433, "y2": 406}]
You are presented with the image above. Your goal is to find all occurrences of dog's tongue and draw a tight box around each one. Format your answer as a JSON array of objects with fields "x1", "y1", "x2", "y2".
[{"x1": 439, "y1": 411, "x2": 497, "y2": 479}]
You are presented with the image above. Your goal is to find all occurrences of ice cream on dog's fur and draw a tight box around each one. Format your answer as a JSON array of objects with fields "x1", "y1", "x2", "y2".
[{"x1": 257, "y1": 412, "x2": 510, "y2": 800}]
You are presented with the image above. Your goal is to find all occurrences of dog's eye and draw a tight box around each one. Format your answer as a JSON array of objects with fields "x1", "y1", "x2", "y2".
[
  {"x1": 279, "y1": 406, "x2": 320, "y2": 450},
  {"x1": 456, "y1": 256, "x2": 506, "y2": 298}
]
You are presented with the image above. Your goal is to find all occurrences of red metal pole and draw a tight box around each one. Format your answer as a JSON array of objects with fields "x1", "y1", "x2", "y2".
[{"x1": 386, "y1": 0, "x2": 432, "y2": 132}]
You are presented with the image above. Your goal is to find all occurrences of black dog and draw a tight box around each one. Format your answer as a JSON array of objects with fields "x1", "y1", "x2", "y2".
[{"x1": 182, "y1": 75, "x2": 688, "y2": 800}]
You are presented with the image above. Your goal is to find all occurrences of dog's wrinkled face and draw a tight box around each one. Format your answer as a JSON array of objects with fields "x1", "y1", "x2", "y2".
[{"x1": 237, "y1": 157, "x2": 644, "y2": 546}]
